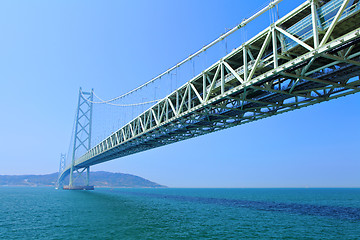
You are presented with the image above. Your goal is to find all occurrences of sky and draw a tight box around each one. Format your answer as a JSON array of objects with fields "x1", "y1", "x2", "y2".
[{"x1": 0, "y1": 0, "x2": 359, "y2": 188}]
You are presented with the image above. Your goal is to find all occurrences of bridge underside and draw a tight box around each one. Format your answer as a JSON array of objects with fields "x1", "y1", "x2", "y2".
[
  {"x1": 79, "y1": 63, "x2": 360, "y2": 168},
  {"x1": 59, "y1": 0, "x2": 360, "y2": 182}
]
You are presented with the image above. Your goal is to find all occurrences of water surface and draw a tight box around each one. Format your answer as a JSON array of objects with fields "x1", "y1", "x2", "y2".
[{"x1": 0, "y1": 187, "x2": 359, "y2": 239}]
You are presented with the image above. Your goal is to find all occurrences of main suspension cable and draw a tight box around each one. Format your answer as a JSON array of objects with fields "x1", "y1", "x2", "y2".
[
  {"x1": 80, "y1": 0, "x2": 282, "y2": 106},
  {"x1": 80, "y1": 90, "x2": 160, "y2": 107}
]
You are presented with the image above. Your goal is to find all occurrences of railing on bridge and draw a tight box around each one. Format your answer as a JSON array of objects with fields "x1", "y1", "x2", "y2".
[{"x1": 58, "y1": 0, "x2": 360, "y2": 188}]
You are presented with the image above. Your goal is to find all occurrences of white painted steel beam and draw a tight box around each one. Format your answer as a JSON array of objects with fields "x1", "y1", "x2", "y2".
[{"x1": 59, "y1": 0, "x2": 360, "y2": 183}]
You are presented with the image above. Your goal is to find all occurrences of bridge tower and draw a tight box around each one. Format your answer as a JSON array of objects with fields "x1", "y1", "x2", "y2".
[
  {"x1": 56, "y1": 153, "x2": 66, "y2": 189},
  {"x1": 68, "y1": 87, "x2": 94, "y2": 189}
]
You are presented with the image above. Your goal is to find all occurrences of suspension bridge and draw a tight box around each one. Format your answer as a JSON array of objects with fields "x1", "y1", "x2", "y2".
[{"x1": 57, "y1": 0, "x2": 360, "y2": 189}]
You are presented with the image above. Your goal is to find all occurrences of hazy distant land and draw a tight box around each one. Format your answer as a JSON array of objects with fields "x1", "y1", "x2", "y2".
[{"x1": 0, "y1": 171, "x2": 166, "y2": 188}]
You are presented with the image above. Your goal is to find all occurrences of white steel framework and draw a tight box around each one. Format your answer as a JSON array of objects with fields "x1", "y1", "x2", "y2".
[
  {"x1": 59, "y1": 0, "x2": 360, "y2": 183},
  {"x1": 67, "y1": 88, "x2": 94, "y2": 187}
]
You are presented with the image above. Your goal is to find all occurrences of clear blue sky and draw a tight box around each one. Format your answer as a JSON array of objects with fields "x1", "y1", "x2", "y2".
[{"x1": 0, "y1": 0, "x2": 359, "y2": 187}]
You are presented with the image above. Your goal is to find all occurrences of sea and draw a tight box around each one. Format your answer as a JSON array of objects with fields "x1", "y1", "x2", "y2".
[{"x1": 0, "y1": 187, "x2": 359, "y2": 239}]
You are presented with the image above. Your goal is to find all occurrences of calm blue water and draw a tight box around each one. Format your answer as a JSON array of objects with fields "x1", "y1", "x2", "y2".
[{"x1": 0, "y1": 188, "x2": 359, "y2": 239}]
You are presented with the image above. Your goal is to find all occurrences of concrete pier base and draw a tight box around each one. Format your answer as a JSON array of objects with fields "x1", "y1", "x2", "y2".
[{"x1": 63, "y1": 185, "x2": 94, "y2": 190}]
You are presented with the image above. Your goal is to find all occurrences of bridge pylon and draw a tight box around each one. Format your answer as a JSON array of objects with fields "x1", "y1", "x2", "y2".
[
  {"x1": 66, "y1": 87, "x2": 94, "y2": 190},
  {"x1": 56, "y1": 153, "x2": 66, "y2": 189}
]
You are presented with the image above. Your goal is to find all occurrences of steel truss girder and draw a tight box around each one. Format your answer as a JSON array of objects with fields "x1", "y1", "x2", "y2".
[{"x1": 59, "y1": 0, "x2": 360, "y2": 181}]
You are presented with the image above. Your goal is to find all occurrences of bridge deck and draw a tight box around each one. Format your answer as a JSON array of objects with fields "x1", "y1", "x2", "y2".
[{"x1": 59, "y1": 0, "x2": 360, "y2": 182}]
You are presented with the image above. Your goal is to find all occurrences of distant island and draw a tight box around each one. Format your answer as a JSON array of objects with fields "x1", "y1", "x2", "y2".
[{"x1": 0, "y1": 171, "x2": 166, "y2": 188}]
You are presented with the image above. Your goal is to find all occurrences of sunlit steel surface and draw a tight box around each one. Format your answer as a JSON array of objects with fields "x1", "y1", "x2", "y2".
[{"x1": 59, "y1": 0, "x2": 360, "y2": 184}]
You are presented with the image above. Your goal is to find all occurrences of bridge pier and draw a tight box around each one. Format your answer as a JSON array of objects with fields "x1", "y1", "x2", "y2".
[
  {"x1": 63, "y1": 185, "x2": 94, "y2": 190},
  {"x1": 65, "y1": 167, "x2": 94, "y2": 190},
  {"x1": 86, "y1": 166, "x2": 90, "y2": 186}
]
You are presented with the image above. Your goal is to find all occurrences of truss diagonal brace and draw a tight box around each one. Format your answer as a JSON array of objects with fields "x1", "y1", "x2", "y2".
[{"x1": 281, "y1": 72, "x2": 360, "y2": 91}]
